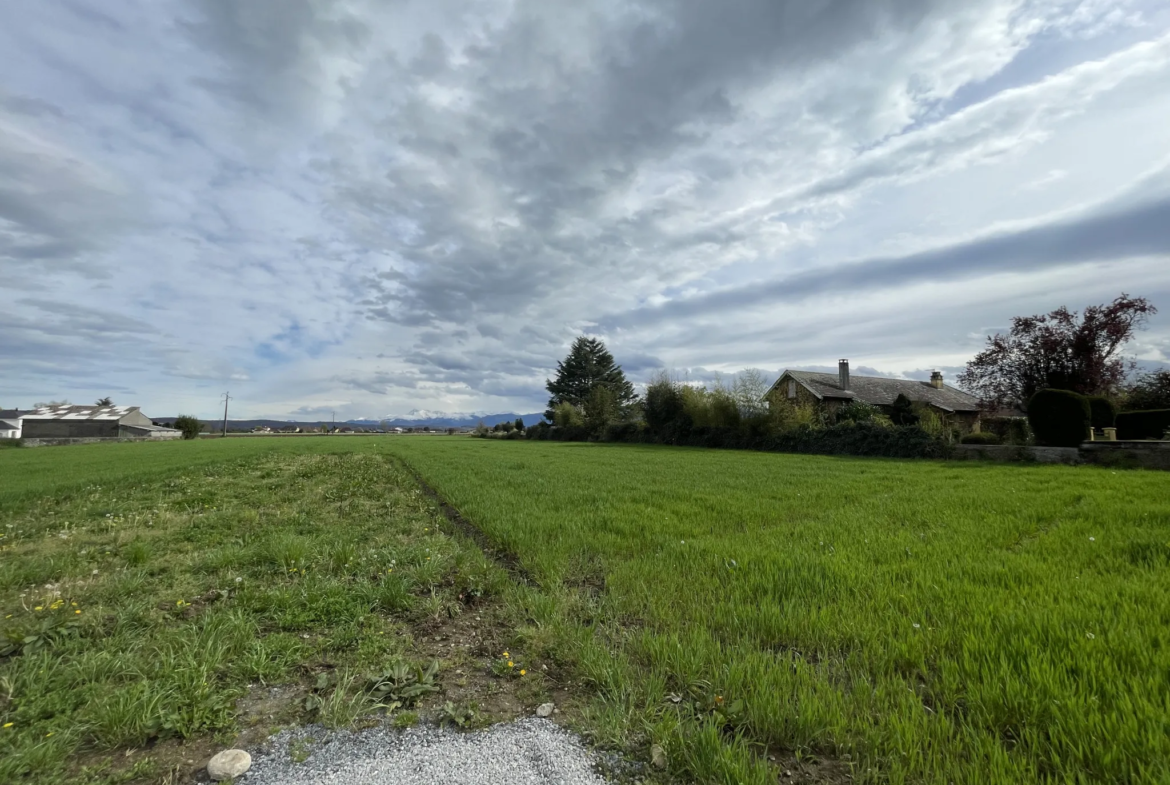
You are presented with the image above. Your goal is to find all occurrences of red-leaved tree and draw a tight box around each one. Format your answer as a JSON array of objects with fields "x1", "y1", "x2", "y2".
[{"x1": 958, "y1": 294, "x2": 1156, "y2": 410}]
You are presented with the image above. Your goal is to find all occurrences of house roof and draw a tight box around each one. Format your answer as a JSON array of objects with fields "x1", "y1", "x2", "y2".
[
  {"x1": 0, "y1": 410, "x2": 30, "y2": 420},
  {"x1": 22, "y1": 405, "x2": 140, "y2": 421},
  {"x1": 777, "y1": 370, "x2": 981, "y2": 413}
]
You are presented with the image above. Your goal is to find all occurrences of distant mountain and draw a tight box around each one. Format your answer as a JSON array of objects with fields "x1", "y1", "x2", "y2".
[
  {"x1": 150, "y1": 411, "x2": 546, "y2": 431},
  {"x1": 350, "y1": 411, "x2": 546, "y2": 428}
]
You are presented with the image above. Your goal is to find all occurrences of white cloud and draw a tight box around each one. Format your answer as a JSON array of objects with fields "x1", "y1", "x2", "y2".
[{"x1": 0, "y1": 0, "x2": 1167, "y2": 417}]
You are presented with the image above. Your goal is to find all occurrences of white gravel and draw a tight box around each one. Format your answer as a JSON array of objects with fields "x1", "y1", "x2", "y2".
[{"x1": 240, "y1": 718, "x2": 613, "y2": 785}]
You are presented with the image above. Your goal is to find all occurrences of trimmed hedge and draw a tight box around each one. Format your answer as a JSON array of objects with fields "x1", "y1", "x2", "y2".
[
  {"x1": 1115, "y1": 409, "x2": 1170, "y2": 440},
  {"x1": 1027, "y1": 389, "x2": 1090, "y2": 447},
  {"x1": 960, "y1": 432, "x2": 1002, "y2": 445},
  {"x1": 980, "y1": 416, "x2": 1031, "y2": 445},
  {"x1": 1086, "y1": 396, "x2": 1117, "y2": 429}
]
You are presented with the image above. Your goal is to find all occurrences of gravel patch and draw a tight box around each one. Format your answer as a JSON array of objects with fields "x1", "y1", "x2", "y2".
[{"x1": 240, "y1": 718, "x2": 612, "y2": 785}]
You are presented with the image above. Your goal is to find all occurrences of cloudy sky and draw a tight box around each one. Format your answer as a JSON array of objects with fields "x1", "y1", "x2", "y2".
[{"x1": 3, "y1": 0, "x2": 1169, "y2": 419}]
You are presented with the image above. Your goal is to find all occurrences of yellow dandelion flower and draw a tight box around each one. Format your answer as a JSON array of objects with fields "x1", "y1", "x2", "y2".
[
  {"x1": 502, "y1": 651, "x2": 509, "y2": 658},
  {"x1": 519, "y1": 669, "x2": 526, "y2": 676},
  {"x1": 3, "y1": 722, "x2": 13, "y2": 728},
  {"x1": 75, "y1": 610, "x2": 81, "y2": 614},
  {"x1": 34, "y1": 606, "x2": 43, "y2": 612},
  {"x1": 507, "y1": 661, "x2": 514, "y2": 668}
]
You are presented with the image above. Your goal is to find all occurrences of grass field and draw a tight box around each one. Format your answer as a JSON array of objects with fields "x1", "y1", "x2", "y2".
[
  {"x1": 378, "y1": 438, "x2": 1170, "y2": 785},
  {"x1": 2, "y1": 437, "x2": 1168, "y2": 784}
]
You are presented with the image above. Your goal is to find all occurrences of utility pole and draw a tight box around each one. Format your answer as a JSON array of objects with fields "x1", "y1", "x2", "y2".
[{"x1": 221, "y1": 392, "x2": 232, "y2": 437}]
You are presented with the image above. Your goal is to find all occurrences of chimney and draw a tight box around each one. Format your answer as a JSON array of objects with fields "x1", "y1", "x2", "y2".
[
  {"x1": 838, "y1": 359, "x2": 850, "y2": 391},
  {"x1": 930, "y1": 370, "x2": 944, "y2": 390}
]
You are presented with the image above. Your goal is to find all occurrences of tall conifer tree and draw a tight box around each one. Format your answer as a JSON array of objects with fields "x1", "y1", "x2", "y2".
[{"x1": 545, "y1": 337, "x2": 637, "y2": 421}]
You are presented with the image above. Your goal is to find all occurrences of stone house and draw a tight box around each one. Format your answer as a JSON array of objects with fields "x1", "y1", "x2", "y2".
[{"x1": 765, "y1": 359, "x2": 983, "y2": 432}]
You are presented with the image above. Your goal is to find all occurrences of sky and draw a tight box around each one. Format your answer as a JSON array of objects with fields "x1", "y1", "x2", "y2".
[{"x1": 2, "y1": 0, "x2": 1169, "y2": 420}]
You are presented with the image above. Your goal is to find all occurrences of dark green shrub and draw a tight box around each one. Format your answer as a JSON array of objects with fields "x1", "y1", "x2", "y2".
[
  {"x1": 1086, "y1": 396, "x2": 1117, "y2": 429},
  {"x1": 173, "y1": 415, "x2": 203, "y2": 440},
  {"x1": 980, "y1": 416, "x2": 1031, "y2": 444},
  {"x1": 889, "y1": 394, "x2": 919, "y2": 426},
  {"x1": 960, "y1": 432, "x2": 1002, "y2": 445},
  {"x1": 835, "y1": 401, "x2": 881, "y2": 424},
  {"x1": 514, "y1": 418, "x2": 525, "y2": 432},
  {"x1": 0, "y1": 438, "x2": 21, "y2": 449},
  {"x1": 1115, "y1": 409, "x2": 1170, "y2": 440},
  {"x1": 643, "y1": 374, "x2": 691, "y2": 442},
  {"x1": 1027, "y1": 389, "x2": 1090, "y2": 447}
]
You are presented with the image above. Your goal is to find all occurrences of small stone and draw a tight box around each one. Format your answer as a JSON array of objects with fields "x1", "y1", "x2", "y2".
[
  {"x1": 535, "y1": 702, "x2": 555, "y2": 718},
  {"x1": 207, "y1": 749, "x2": 251, "y2": 781},
  {"x1": 650, "y1": 744, "x2": 667, "y2": 770}
]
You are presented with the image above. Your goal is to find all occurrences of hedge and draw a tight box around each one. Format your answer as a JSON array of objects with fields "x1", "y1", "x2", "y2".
[
  {"x1": 1027, "y1": 389, "x2": 1090, "y2": 447},
  {"x1": 1085, "y1": 396, "x2": 1117, "y2": 429},
  {"x1": 532, "y1": 420, "x2": 950, "y2": 459},
  {"x1": 960, "y1": 432, "x2": 1002, "y2": 445},
  {"x1": 1115, "y1": 409, "x2": 1170, "y2": 441}
]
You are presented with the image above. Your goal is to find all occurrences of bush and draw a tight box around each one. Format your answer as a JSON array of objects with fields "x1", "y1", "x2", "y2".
[
  {"x1": 960, "y1": 432, "x2": 1002, "y2": 445},
  {"x1": 834, "y1": 401, "x2": 881, "y2": 424},
  {"x1": 980, "y1": 416, "x2": 1031, "y2": 445},
  {"x1": 173, "y1": 415, "x2": 203, "y2": 440},
  {"x1": 889, "y1": 394, "x2": 919, "y2": 426},
  {"x1": 1115, "y1": 409, "x2": 1170, "y2": 440},
  {"x1": 553, "y1": 401, "x2": 584, "y2": 428},
  {"x1": 1027, "y1": 389, "x2": 1090, "y2": 447},
  {"x1": 0, "y1": 438, "x2": 21, "y2": 449},
  {"x1": 1086, "y1": 396, "x2": 1117, "y2": 429}
]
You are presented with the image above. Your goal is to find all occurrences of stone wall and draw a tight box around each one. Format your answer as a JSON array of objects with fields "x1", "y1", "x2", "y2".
[
  {"x1": 952, "y1": 445, "x2": 1081, "y2": 464},
  {"x1": 21, "y1": 434, "x2": 182, "y2": 448},
  {"x1": 953, "y1": 441, "x2": 1170, "y2": 470}
]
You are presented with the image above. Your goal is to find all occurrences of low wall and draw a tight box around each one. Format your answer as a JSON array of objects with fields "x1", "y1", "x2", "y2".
[
  {"x1": 952, "y1": 445, "x2": 1081, "y2": 464},
  {"x1": 953, "y1": 441, "x2": 1170, "y2": 470},
  {"x1": 21, "y1": 434, "x2": 182, "y2": 448},
  {"x1": 1079, "y1": 441, "x2": 1170, "y2": 470}
]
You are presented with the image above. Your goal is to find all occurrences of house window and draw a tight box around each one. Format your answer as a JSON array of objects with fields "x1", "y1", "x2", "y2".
[{"x1": 787, "y1": 379, "x2": 796, "y2": 399}]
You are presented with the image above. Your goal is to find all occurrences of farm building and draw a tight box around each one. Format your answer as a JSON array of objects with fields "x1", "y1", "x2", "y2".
[
  {"x1": 19, "y1": 405, "x2": 181, "y2": 440},
  {"x1": 0, "y1": 409, "x2": 28, "y2": 439},
  {"x1": 765, "y1": 359, "x2": 983, "y2": 431}
]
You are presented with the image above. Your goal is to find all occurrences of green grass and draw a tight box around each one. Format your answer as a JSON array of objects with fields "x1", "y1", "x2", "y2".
[
  {"x1": 0, "y1": 442, "x2": 509, "y2": 783},
  {"x1": 4, "y1": 436, "x2": 1168, "y2": 784},
  {"x1": 379, "y1": 438, "x2": 1170, "y2": 785}
]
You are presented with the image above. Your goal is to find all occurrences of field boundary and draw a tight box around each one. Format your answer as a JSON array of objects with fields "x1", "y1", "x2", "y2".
[{"x1": 399, "y1": 461, "x2": 537, "y2": 587}]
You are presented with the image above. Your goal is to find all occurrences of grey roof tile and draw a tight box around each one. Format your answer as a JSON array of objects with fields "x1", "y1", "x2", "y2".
[{"x1": 783, "y1": 370, "x2": 981, "y2": 412}]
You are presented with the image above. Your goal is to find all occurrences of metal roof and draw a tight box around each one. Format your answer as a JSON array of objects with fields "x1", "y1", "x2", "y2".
[
  {"x1": 22, "y1": 405, "x2": 140, "y2": 421},
  {"x1": 775, "y1": 370, "x2": 981, "y2": 413}
]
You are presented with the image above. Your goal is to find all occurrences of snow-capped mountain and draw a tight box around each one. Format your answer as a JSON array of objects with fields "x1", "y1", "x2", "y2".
[{"x1": 347, "y1": 410, "x2": 546, "y2": 428}]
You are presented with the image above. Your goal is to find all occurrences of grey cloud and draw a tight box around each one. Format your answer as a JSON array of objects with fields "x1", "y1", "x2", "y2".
[{"x1": 602, "y1": 194, "x2": 1170, "y2": 330}]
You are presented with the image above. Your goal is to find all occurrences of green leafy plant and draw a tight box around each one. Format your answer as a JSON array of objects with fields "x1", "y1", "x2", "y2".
[
  {"x1": 439, "y1": 700, "x2": 476, "y2": 728},
  {"x1": 365, "y1": 660, "x2": 440, "y2": 711},
  {"x1": 0, "y1": 612, "x2": 81, "y2": 657}
]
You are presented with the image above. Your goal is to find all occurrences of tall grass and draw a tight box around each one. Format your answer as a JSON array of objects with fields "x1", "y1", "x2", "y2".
[{"x1": 383, "y1": 437, "x2": 1170, "y2": 785}]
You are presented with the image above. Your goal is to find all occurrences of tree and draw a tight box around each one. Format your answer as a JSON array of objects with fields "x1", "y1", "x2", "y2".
[
  {"x1": 732, "y1": 369, "x2": 771, "y2": 419},
  {"x1": 889, "y1": 394, "x2": 919, "y2": 426},
  {"x1": 514, "y1": 418, "x2": 525, "y2": 432},
  {"x1": 957, "y1": 294, "x2": 1156, "y2": 410},
  {"x1": 95, "y1": 397, "x2": 114, "y2": 407},
  {"x1": 584, "y1": 385, "x2": 619, "y2": 434},
  {"x1": 1123, "y1": 369, "x2": 1170, "y2": 411},
  {"x1": 545, "y1": 336, "x2": 637, "y2": 420},
  {"x1": 33, "y1": 399, "x2": 71, "y2": 409},
  {"x1": 173, "y1": 415, "x2": 203, "y2": 440}
]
